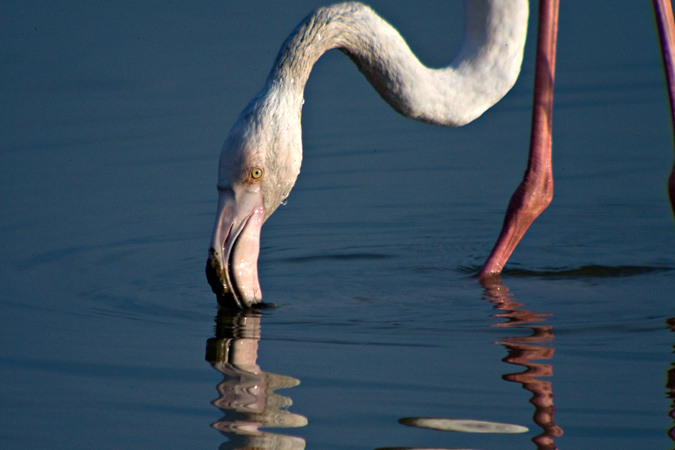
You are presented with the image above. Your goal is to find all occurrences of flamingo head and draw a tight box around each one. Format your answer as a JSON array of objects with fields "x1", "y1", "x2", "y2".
[{"x1": 206, "y1": 92, "x2": 302, "y2": 308}]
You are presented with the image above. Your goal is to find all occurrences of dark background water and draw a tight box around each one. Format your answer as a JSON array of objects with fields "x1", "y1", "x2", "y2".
[{"x1": 1, "y1": 1, "x2": 674, "y2": 449}]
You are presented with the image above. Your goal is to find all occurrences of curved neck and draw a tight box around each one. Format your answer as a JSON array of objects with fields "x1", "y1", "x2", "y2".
[{"x1": 265, "y1": 0, "x2": 529, "y2": 127}]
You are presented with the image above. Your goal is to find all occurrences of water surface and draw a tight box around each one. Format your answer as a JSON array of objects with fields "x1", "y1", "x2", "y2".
[{"x1": 1, "y1": 1, "x2": 674, "y2": 449}]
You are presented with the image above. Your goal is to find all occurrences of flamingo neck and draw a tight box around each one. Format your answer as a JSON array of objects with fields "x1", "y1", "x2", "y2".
[{"x1": 264, "y1": 0, "x2": 528, "y2": 127}]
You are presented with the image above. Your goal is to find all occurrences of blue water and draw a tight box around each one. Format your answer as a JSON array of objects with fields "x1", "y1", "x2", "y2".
[{"x1": 1, "y1": 1, "x2": 674, "y2": 449}]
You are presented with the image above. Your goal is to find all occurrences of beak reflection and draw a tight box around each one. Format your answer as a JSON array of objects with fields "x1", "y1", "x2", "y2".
[{"x1": 205, "y1": 309, "x2": 307, "y2": 449}]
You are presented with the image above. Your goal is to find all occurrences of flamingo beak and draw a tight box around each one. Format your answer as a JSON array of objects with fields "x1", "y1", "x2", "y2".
[{"x1": 206, "y1": 186, "x2": 265, "y2": 308}]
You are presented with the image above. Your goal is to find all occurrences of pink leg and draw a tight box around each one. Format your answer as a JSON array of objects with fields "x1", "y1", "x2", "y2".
[
  {"x1": 479, "y1": 0, "x2": 560, "y2": 280},
  {"x1": 653, "y1": 0, "x2": 675, "y2": 216}
]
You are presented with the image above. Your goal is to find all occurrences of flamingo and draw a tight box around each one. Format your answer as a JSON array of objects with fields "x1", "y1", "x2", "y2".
[{"x1": 207, "y1": 0, "x2": 675, "y2": 308}]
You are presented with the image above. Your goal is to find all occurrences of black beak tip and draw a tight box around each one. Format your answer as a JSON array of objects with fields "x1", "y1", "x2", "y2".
[
  {"x1": 205, "y1": 259, "x2": 225, "y2": 295},
  {"x1": 205, "y1": 258, "x2": 274, "y2": 310},
  {"x1": 205, "y1": 258, "x2": 247, "y2": 309},
  {"x1": 216, "y1": 292, "x2": 243, "y2": 309}
]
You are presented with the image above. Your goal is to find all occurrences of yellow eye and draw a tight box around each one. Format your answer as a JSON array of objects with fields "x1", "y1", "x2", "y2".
[{"x1": 249, "y1": 167, "x2": 263, "y2": 180}]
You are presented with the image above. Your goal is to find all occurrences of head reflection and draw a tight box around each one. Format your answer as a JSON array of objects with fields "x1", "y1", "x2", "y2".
[
  {"x1": 482, "y1": 278, "x2": 564, "y2": 450},
  {"x1": 205, "y1": 309, "x2": 307, "y2": 449}
]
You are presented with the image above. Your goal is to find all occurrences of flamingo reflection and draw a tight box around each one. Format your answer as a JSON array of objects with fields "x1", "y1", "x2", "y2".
[
  {"x1": 482, "y1": 279, "x2": 564, "y2": 449},
  {"x1": 205, "y1": 309, "x2": 307, "y2": 449},
  {"x1": 388, "y1": 281, "x2": 561, "y2": 449}
]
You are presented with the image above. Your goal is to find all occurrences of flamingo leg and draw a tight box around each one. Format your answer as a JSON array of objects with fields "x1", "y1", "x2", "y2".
[
  {"x1": 653, "y1": 0, "x2": 675, "y2": 216},
  {"x1": 479, "y1": 0, "x2": 559, "y2": 280}
]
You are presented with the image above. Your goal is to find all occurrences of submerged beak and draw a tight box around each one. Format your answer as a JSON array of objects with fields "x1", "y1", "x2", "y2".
[{"x1": 206, "y1": 186, "x2": 265, "y2": 308}]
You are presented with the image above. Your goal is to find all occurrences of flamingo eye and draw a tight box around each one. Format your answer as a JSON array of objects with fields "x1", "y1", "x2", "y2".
[{"x1": 249, "y1": 167, "x2": 263, "y2": 180}]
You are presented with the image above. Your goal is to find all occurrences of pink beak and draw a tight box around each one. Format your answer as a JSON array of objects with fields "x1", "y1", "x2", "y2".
[{"x1": 206, "y1": 186, "x2": 265, "y2": 308}]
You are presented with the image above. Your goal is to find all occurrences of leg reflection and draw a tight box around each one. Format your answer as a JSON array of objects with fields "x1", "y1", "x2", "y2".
[
  {"x1": 665, "y1": 317, "x2": 675, "y2": 444},
  {"x1": 482, "y1": 279, "x2": 564, "y2": 450},
  {"x1": 205, "y1": 308, "x2": 307, "y2": 449}
]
